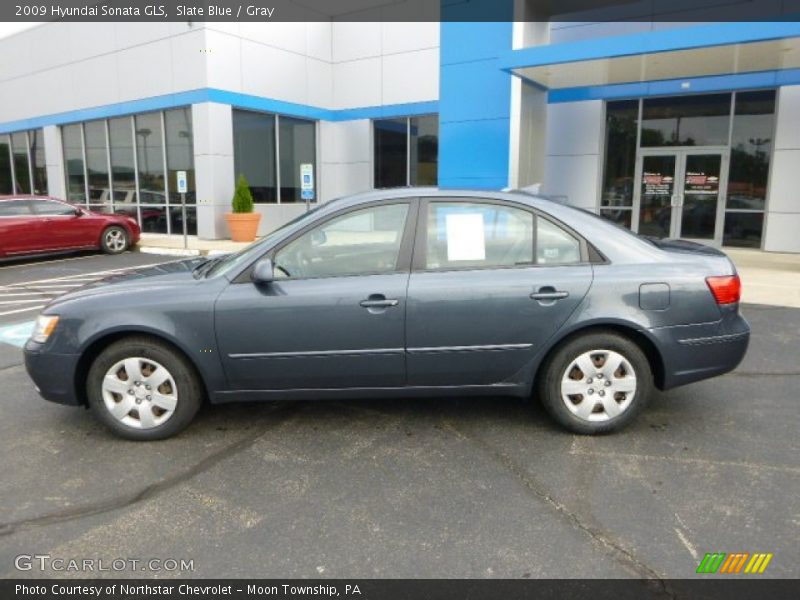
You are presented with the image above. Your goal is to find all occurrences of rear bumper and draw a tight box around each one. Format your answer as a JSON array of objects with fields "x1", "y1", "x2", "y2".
[
  {"x1": 649, "y1": 310, "x2": 750, "y2": 390},
  {"x1": 23, "y1": 342, "x2": 82, "y2": 406}
]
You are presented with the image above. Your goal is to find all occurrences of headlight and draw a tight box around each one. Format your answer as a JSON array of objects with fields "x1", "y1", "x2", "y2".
[{"x1": 31, "y1": 315, "x2": 60, "y2": 343}]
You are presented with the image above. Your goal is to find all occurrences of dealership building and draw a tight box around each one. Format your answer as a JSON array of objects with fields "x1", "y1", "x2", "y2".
[{"x1": 1, "y1": 1, "x2": 800, "y2": 252}]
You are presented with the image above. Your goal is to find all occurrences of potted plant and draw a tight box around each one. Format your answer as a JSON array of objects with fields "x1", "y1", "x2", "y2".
[{"x1": 225, "y1": 174, "x2": 262, "y2": 242}]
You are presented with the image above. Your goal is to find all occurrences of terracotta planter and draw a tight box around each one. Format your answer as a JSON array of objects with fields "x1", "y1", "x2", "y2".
[{"x1": 225, "y1": 212, "x2": 262, "y2": 242}]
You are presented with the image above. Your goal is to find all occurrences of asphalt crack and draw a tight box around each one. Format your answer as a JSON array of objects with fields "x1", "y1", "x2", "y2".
[
  {"x1": 441, "y1": 419, "x2": 675, "y2": 598},
  {"x1": 0, "y1": 404, "x2": 297, "y2": 537}
]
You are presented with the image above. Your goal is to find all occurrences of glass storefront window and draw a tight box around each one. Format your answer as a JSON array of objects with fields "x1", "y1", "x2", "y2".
[
  {"x1": 723, "y1": 90, "x2": 775, "y2": 247},
  {"x1": 62, "y1": 124, "x2": 86, "y2": 203},
  {"x1": 0, "y1": 136, "x2": 12, "y2": 194},
  {"x1": 30, "y1": 129, "x2": 47, "y2": 195},
  {"x1": 374, "y1": 115, "x2": 439, "y2": 188},
  {"x1": 278, "y1": 116, "x2": 316, "y2": 203},
  {"x1": 600, "y1": 100, "x2": 638, "y2": 227},
  {"x1": 11, "y1": 132, "x2": 31, "y2": 194},
  {"x1": 165, "y1": 107, "x2": 196, "y2": 235},
  {"x1": 641, "y1": 94, "x2": 731, "y2": 147},
  {"x1": 108, "y1": 116, "x2": 137, "y2": 208},
  {"x1": 135, "y1": 113, "x2": 166, "y2": 208},
  {"x1": 84, "y1": 120, "x2": 110, "y2": 204},
  {"x1": 233, "y1": 110, "x2": 277, "y2": 203},
  {"x1": 61, "y1": 110, "x2": 195, "y2": 235},
  {"x1": 410, "y1": 115, "x2": 439, "y2": 186},
  {"x1": 374, "y1": 118, "x2": 407, "y2": 188}
]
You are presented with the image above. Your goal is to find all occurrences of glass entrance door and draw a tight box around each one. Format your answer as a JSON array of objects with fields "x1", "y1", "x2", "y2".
[
  {"x1": 638, "y1": 155, "x2": 676, "y2": 238},
  {"x1": 678, "y1": 154, "x2": 722, "y2": 241},
  {"x1": 635, "y1": 150, "x2": 727, "y2": 243}
]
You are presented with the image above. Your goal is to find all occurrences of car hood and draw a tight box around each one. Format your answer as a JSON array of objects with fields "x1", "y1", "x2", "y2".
[{"x1": 45, "y1": 257, "x2": 208, "y2": 308}]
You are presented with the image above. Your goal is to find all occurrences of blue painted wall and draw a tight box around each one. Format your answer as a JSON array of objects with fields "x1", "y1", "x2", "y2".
[{"x1": 438, "y1": 0, "x2": 514, "y2": 189}]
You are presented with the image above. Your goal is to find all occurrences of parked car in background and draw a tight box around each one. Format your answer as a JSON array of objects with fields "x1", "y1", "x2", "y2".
[
  {"x1": 24, "y1": 188, "x2": 749, "y2": 440},
  {"x1": 0, "y1": 196, "x2": 140, "y2": 259}
]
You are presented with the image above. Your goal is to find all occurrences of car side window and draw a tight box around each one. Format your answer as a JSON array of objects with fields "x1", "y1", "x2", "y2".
[
  {"x1": 273, "y1": 203, "x2": 409, "y2": 279},
  {"x1": 536, "y1": 218, "x2": 582, "y2": 264},
  {"x1": 425, "y1": 201, "x2": 534, "y2": 270},
  {"x1": 30, "y1": 200, "x2": 76, "y2": 216},
  {"x1": 0, "y1": 200, "x2": 32, "y2": 216}
]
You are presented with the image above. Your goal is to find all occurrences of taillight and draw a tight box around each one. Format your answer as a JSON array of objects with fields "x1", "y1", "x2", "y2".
[{"x1": 706, "y1": 275, "x2": 741, "y2": 305}]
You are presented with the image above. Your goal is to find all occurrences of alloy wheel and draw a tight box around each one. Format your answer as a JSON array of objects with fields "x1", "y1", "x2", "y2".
[{"x1": 105, "y1": 228, "x2": 126, "y2": 252}]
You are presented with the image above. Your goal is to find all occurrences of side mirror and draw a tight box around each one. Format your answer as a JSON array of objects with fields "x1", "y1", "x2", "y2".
[
  {"x1": 252, "y1": 258, "x2": 274, "y2": 284},
  {"x1": 73, "y1": 208, "x2": 83, "y2": 217}
]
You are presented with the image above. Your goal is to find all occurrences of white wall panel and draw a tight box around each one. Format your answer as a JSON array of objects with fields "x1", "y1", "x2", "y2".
[
  {"x1": 382, "y1": 49, "x2": 439, "y2": 105},
  {"x1": 240, "y1": 40, "x2": 307, "y2": 104},
  {"x1": 331, "y1": 22, "x2": 382, "y2": 62},
  {"x1": 115, "y1": 39, "x2": 173, "y2": 101},
  {"x1": 333, "y1": 58, "x2": 382, "y2": 109}
]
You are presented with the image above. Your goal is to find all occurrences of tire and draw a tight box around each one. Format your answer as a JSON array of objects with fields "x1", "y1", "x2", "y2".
[
  {"x1": 537, "y1": 331, "x2": 652, "y2": 434},
  {"x1": 100, "y1": 226, "x2": 129, "y2": 254},
  {"x1": 86, "y1": 336, "x2": 203, "y2": 441}
]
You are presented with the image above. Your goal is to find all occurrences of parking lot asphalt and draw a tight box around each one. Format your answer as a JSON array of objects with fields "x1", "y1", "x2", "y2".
[{"x1": 0, "y1": 253, "x2": 797, "y2": 580}]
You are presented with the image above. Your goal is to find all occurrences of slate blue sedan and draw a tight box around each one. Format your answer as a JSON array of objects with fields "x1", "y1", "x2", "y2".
[{"x1": 24, "y1": 188, "x2": 749, "y2": 440}]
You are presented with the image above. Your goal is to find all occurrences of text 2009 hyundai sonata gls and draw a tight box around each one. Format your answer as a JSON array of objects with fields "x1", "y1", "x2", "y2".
[{"x1": 24, "y1": 188, "x2": 749, "y2": 440}]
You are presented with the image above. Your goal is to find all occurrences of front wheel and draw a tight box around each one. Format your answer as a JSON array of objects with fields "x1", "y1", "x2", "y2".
[
  {"x1": 86, "y1": 336, "x2": 203, "y2": 440},
  {"x1": 537, "y1": 331, "x2": 652, "y2": 434},
  {"x1": 101, "y1": 226, "x2": 129, "y2": 254}
]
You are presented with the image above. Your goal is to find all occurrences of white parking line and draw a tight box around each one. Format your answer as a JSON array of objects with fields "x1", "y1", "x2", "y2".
[
  {"x1": 0, "y1": 305, "x2": 45, "y2": 317},
  {"x1": 0, "y1": 259, "x2": 180, "y2": 317}
]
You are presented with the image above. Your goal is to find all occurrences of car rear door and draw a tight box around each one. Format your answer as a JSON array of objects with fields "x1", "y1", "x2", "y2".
[
  {"x1": 214, "y1": 200, "x2": 417, "y2": 390},
  {"x1": 0, "y1": 199, "x2": 37, "y2": 255},
  {"x1": 405, "y1": 198, "x2": 593, "y2": 387}
]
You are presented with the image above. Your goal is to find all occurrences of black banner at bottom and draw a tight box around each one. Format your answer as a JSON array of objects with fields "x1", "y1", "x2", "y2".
[{"x1": 2, "y1": 579, "x2": 798, "y2": 600}]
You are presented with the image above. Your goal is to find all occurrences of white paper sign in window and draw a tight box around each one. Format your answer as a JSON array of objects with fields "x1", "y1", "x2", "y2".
[{"x1": 445, "y1": 213, "x2": 486, "y2": 261}]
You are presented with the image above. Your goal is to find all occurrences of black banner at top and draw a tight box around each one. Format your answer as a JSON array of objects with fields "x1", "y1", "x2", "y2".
[{"x1": 4, "y1": 0, "x2": 800, "y2": 22}]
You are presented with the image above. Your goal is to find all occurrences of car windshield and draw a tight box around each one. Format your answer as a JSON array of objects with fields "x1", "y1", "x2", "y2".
[{"x1": 199, "y1": 205, "x2": 325, "y2": 279}]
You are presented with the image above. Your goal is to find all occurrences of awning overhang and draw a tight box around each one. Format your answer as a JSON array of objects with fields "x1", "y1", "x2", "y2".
[{"x1": 501, "y1": 21, "x2": 800, "y2": 91}]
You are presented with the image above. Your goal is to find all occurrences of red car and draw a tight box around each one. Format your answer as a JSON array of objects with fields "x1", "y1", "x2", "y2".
[{"x1": 0, "y1": 196, "x2": 141, "y2": 259}]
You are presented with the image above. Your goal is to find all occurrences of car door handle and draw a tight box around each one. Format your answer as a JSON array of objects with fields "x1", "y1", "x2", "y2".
[
  {"x1": 359, "y1": 297, "x2": 399, "y2": 308},
  {"x1": 530, "y1": 290, "x2": 569, "y2": 301}
]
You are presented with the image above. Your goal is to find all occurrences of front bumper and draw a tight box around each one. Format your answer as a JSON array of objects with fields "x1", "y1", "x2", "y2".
[
  {"x1": 23, "y1": 342, "x2": 82, "y2": 406},
  {"x1": 649, "y1": 308, "x2": 750, "y2": 390}
]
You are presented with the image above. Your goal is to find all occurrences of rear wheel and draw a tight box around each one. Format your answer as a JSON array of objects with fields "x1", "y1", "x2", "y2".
[
  {"x1": 537, "y1": 331, "x2": 652, "y2": 434},
  {"x1": 86, "y1": 336, "x2": 202, "y2": 440},
  {"x1": 101, "y1": 226, "x2": 129, "y2": 254}
]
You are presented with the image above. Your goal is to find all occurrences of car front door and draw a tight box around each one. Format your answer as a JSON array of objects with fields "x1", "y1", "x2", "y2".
[
  {"x1": 29, "y1": 199, "x2": 95, "y2": 249},
  {"x1": 406, "y1": 198, "x2": 594, "y2": 387},
  {"x1": 215, "y1": 200, "x2": 416, "y2": 390}
]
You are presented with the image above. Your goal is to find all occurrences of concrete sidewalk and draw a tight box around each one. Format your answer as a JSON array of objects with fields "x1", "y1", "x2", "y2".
[
  {"x1": 136, "y1": 234, "x2": 800, "y2": 308},
  {"x1": 725, "y1": 248, "x2": 800, "y2": 308},
  {"x1": 137, "y1": 233, "x2": 252, "y2": 257}
]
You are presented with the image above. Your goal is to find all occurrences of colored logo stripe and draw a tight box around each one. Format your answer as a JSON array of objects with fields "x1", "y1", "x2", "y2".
[{"x1": 697, "y1": 552, "x2": 773, "y2": 574}]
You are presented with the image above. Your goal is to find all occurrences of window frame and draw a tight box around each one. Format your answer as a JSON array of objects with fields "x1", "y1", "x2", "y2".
[
  {"x1": 411, "y1": 197, "x2": 592, "y2": 273},
  {"x1": 233, "y1": 198, "x2": 420, "y2": 283}
]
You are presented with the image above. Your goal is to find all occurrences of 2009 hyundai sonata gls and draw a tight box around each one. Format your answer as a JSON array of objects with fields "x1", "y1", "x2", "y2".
[{"x1": 24, "y1": 188, "x2": 749, "y2": 440}]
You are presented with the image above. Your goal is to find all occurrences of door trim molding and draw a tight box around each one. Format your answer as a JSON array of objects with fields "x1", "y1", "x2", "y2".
[
  {"x1": 407, "y1": 343, "x2": 533, "y2": 354},
  {"x1": 229, "y1": 347, "x2": 404, "y2": 359}
]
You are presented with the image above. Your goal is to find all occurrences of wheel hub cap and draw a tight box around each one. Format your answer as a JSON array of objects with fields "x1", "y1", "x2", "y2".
[
  {"x1": 560, "y1": 349, "x2": 637, "y2": 422},
  {"x1": 101, "y1": 358, "x2": 178, "y2": 429}
]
